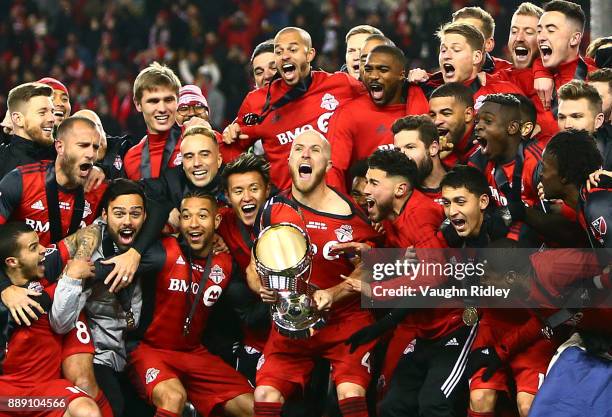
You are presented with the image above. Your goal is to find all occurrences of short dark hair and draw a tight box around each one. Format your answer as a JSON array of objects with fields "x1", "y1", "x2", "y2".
[
  {"x1": 558, "y1": 80, "x2": 603, "y2": 114},
  {"x1": 392, "y1": 115, "x2": 439, "y2": 148},
  {"x1": 0, "y1": 222, "x2": 35, "y2": 272},
  {"x1": 481, "y1": 93, "x2": 522, "y2": 123},
  {"x1": 440, "y1": 165, "x2": 490, "y2": 198},
  {"x1": 222, "y1": 153, "x2": 271, "y2": 190},
  {"x1": 251, "y1": 39, "x2": 274, "y2": 64},
  {"x1": 544, "y1": 129, "x2": 603, "y2": 187},
  {"x1": 543, "y1": 0, "x2": 585, "y2": 32},
  {"x1": 369, "y1": 45, "x2": 407, "y2": 69},
  {"x1": 7, "y1": 82, "x2": 53, "y2": 113},
  {"x1": 101, "y1": 179, "x2": 147, "y2": 213},
  {"x1": 367, "y1": 149, "x2": 419, "y2": 188},
  {"x1": 588, "y1": 68, "x2": 612, "y2": 91},
  {"x1": 181, "y1": 191, "x2": 218, "y2": 210},
  {"x1": 56, "y1": 116, "x2": 98, "y2": 141},
  {"x1": 510, "y1": 94, "x2": 538, "y2": 124},
  {"x1": 348, "y1": 159, "x2": 368, "y2": 180},
  {"x1": 429, "y1": 82, "x2": 475, "y2": 108}
]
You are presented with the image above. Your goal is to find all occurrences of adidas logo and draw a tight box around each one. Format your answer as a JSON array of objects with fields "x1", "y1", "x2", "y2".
[
  {"x1": 176, "y1": 255, "x2": 185, "y2": 265},
  {"x1": 30, "y1": 200, "x2": 45, "y2": 210},
  {"x1": 445, "y1": 338, "x2": 459, "y2": 347},
  {"x1": 482, "y1": 348, "x2": 490, "y2": 355}
]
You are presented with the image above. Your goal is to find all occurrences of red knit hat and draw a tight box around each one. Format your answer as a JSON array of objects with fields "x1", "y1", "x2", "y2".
[
  {"x1": 38, "y1": 77, "x2": 69, "y2": 96},
  {"x1": 178, "y1": 85, "x2": 208, "y2": 111}
]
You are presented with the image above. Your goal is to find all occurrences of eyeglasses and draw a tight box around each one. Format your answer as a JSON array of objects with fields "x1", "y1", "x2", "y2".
[{"x1": 177, "y1": 104, "x2": 208, "y2": 116}]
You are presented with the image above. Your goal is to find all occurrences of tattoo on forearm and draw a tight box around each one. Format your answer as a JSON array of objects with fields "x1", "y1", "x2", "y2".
[{"x1": 74, "y1": 224, "x2": 102, "y2": 259}]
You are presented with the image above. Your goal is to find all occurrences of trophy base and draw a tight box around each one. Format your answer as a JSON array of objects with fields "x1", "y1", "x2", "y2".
[{"x1": 273, "y1": 292, "x2": 327, "y2": 339}]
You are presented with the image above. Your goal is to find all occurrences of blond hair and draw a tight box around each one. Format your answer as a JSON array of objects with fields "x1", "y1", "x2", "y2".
[
  {"x1": 514, "y1": 2, "x2": 544, "y2": 19},
  {"x1": 452, "y1": 6, "x2": 495, "y2": 39}
]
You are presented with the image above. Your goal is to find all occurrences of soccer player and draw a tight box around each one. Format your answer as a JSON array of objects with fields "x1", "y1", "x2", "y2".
[
  {"x1": 557, "y1": 80, "x2": 611, "y2": 169},
  {"x1": 535, "y1": 0, "x2": 598, "y2": 114},
  {"x1": 124, "y1": 62, "x2": 183, "y2": 180},
  {"x1": 252, "y1": 130, "x2": 379, "y2": 417},
  {"x1": 588, "y1": 68, "x2": 612, "y2": 123},
  {"x1": 222, "y1": 27, "x2": 364, "y2": 190},
  {"x1": 428, "y1": 83, "x2": 478, "y2": 168},
  {"x1": 344, "y1": 25, "x2": 383, "y2": 79},
  {"x1": 38, "y1": 77, "x2": 72, "y2": 129},
  {"x1": 0, "y1": 116, "x2": 105, "y2": 246},
  {"x1": 348, "y1": 160, "x2": 369, "y2": 213},
  {"x1": 327, "y1": 45, "x2": 429, "y2": 192},
  {"x1": 469, "y1": 94, "x2": 543, "y2": 243},
  {"x1": 452, "y1": 6, "x2": 512, "y2": 74},
  {"x1": 0, "y1": 222, "x2": 101, "y2": 417},
  {"x1": 127, "y1": 192, "x2": 254, "y2": 417},
  {"x1": 251, "y1": 40, "x2": 277, "y2": 88},
  {"x1": 507, "y1": 3, "x2": 544, "y2": 70},
  {"x1": 392, "y1": 115, "x2": 447, "y2": 202},
  {"x1": 0, "y1": 82, "x2": 56, "y2": 178},
  {"x1": 218, "y1": 153, "x2": 272, "y2": 381}
]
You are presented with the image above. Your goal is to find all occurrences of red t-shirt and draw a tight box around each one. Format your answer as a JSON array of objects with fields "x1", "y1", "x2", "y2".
[
  {"x1": 326, "y1": 86, "x2": 430, "y2": 192},
  {"x1": 235, "y1": 71, "x2": 365, "y2": 189}
]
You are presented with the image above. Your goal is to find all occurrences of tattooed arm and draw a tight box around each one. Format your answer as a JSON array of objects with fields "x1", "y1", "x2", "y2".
[{"x1": 62, "y1": 223, "x2": 102, "y2": 260}]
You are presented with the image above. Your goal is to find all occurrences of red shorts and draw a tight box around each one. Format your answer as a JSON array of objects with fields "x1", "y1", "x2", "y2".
[
  {"x1": 378, "y1": 322, "x2": 418, "y2": 394},
  {"x1": 469, "y1": 320, "x2": 554, "y2": 395},
  {"x1": 129, "y1": 344, "x2": 253, "y2": 417},
  {"x1": 0, "y1": 379, "x2": 91, "y2": 417},
  {"x1": 256, "y1": 310, "x2": 376, "y2": 398},
  {"x1": 61, "y1": 313, "x2": 94, "y2": 360}
]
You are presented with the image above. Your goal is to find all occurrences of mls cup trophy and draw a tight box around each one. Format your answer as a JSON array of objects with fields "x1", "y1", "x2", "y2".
[{"x1": 254, "y1": 222, "x2": 326, "y2": 338}]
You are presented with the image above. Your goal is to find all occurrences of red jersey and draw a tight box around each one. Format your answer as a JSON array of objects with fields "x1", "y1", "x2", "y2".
[
  {"x1": 326, "y1": 86, "x2": 430, "y2": 192},
  {"x1": 124, "y1": 125, "x2": 183, "y2": 180},
  {"x1": 469, "y1": 140, "x2": 543, "y2": 208},
  {"x1": 384, "y1": 189, "x2": 447, "y2": 249},
  {"x1": 217, "y1": 130, "x2": 247, "y2": 164},
  {"x1": 218, "y1": 207, "x2": 253, "y2": 270},
  {"x1": 0, "y1": 161, "x2": 105, "y2": 246},
  {"x1": 441, "y1": 124, "x2": 478, "y2": 169},
  {"x1": 138, "y1": 237, "x2": 233, "y2": 351},
  {"x1": 235, "y1": 71, "x2": 365, "y2": 189},
  {"x1": 1, "y1": 246, "x2": 68, "y2": 387},
  {"x1": 532, "y1": 56, "x2": 598, "y2": 94},
  {"x1": 284, "y1": 189, "x2": 380, "y2": 319}
]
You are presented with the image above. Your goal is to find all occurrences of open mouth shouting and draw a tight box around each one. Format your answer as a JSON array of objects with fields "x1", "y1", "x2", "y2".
[
  {"x1": 368, "y1": 82, "x2": 385, "y2": 102},
  {"x1": 298, "y1": 163, "x2": 312, "y2": 180},
  {"x1": 187, "y1": 230, "x2": 205, "y2": 246},
  {"x1": 240, "y1": 203, "x2": 258, "y2": 223},
  {"x1": 281, "y1": 63, "x2": 297, "y2": 83},
  {"x1": 450, "y1": 217, "x2": 468, "y2": 234},
  {"x1": 78, "y1": 162, "x2": 93, "y2": 178},
  {"x1": 513, "y1": 43, "x2": 531, "y2": 66},
  {"x1": 539, "y1": 44, "x2": 553, "y2": 62},
  {"x1": 442, "y1": 63, "x2": 456, "y2": 80},
  {"x1": 118, "y1": 227, "x2": 136, "y2": 245},
  {"x1": 365, "y1": 197, "x2": 376, "y2": 213}
]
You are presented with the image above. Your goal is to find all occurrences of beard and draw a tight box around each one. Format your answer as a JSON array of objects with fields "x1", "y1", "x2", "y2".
[
  {"x1": 291, "y1": 165, "x2": 326, "y2": 195},
  {"x1": 59, "y1": 153, "x2": 85, "y2": 187},
  {"x1": 417, "y1": 156, "x2": 434, "y2": 183},
  {"x1": 25, "y1": 123, "x2": 54, "y2": 147},
  {"x1": 371, "y1": 197, "x2": 394, "y2": 222}
]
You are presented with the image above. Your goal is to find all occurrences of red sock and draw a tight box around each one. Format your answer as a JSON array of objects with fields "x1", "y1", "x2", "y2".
[
  {"x1": 94, "y1": 391, "x2": 114, "y2": 417},
  {"x1": 155, "y1": 408, "x2": 180, "y2": 417},
  {"x1": 254, "y1": 401, "x2": 283, "y2": 417},
  {"x1": 338, "y1": 396, "x2": 369, "y2": 417},
  {"x1": 467, "y1": 409, "x2": 495, "y2": 417}
]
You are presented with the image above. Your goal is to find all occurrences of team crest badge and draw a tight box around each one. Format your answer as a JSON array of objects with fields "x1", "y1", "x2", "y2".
[
  {"x1": 591, "y1": 216, "x2": 607, "y2": 236},
  {"x1": 28, "y1": 281, "x2": 44, "y2": 293},
  {"x1": 83, "y1": 201, "x2": 92, "y2": 218},
  {"x1": 113, "y1": 154, "x2": 123, "y2": 170},
  {"x1": 334, "y1": 225, "x2": 353, "y2": 242},
  {"x1": 203, "y1": 285, "x2": 223, "y2": 307},
  {"x1": 209, "y1": 264, "x2": 225, "y2": 284},
  {"x1": 145, "y1": 368, "x2": 160, "y2": 384},
  {"x1": 320, "y1": 93, "x2": 339, "y2": 111},
  {"x1": 173, "y1": 153, "x2": 182, "y2": 166}
]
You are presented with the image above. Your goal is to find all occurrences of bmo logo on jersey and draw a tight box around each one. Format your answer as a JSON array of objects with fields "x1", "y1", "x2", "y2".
[
  {"x1": 25, "y1": 218, "x2": 49, "y2": 233},
  {"x1": 276, "y1": 112, "x2": 335, "y2": 145},
  {"x1": 311, "y1": 225, "x2": 354, "y2": 261}
]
